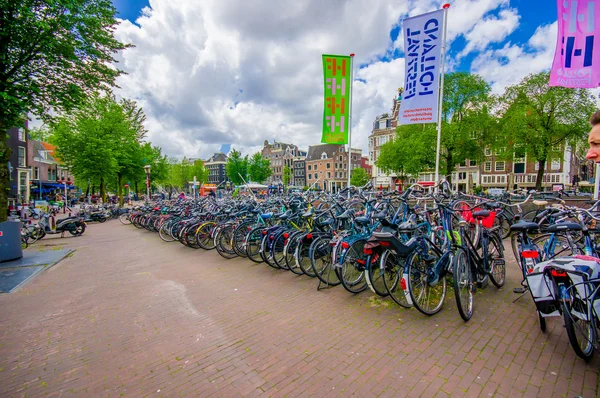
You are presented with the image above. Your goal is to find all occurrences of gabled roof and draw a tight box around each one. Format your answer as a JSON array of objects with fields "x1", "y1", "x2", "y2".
[
  {"x1": 206, "y1": 152, "x2": 227, "y2": 163},
  {"x1": 305, "y1": 144, "x2": 344, "y2": 161}
]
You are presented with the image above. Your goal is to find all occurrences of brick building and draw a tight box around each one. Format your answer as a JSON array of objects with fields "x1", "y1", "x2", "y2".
[
  {"x1": 305, "y1": 144, "x2": 361, "y2": 192},
  {"x1": 204, "y1": 153, "x2": 228, "y2": 185},
  {"x1": 261, "y1": 140, "x2": 301, "y2": 185}
]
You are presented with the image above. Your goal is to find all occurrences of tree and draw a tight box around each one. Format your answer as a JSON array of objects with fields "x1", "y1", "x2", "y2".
[
  {"x1": 350, "y1": 168, "x2": 370, "y2": 187},
  {"x1": 51, "y1": 95, "x2": 147, "y2": 202},
  {"x1": 0, "y1": 0, "x2": 129, "y2": 221},
  {"x1": 500, "y1": 71, "x2": 596, "y2": 190},
  {"x1": 226, "y1": 149, "x2": 249, "y2": 185},
  {"x1": 282, "y1": 166, "x2": 292, "y2": 186},
  {"x1": 377, "y1": 72, "x2": 494, "y2": 182},
  {"x1": 248, "y1": 152, "x2": 272, "y2": 183}
]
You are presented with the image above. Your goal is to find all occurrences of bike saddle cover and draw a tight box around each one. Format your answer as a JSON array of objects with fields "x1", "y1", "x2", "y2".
[
  {"x1": 473, "y1": 210, "x2": 490, "y2": 219},
  {"x1": 509, "y1": 221, "x2": 539, "y2": 232},
  {"x1": 260, "y1": 213, "x2": 273, "y2": 219},
  {"x1": 544, "y1": 222, "x2": 583, "y2": 232},
  {"x1": 355, "y1": 216, "x2": 370, "y2": 224}
]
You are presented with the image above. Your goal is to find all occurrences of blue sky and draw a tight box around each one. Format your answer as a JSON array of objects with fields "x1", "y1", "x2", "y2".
[{"x1": 110, "y1": 0, "x2": 565, "y2": 159}]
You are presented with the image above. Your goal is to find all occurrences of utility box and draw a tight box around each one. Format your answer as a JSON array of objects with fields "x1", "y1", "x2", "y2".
[{"x1": 0, "y1": 221, "x2": 23, "y2": 262}]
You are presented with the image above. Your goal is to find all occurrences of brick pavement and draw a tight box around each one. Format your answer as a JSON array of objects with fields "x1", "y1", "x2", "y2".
[{"x1": 0, "y1": 221, "x2": 598, "y2": 397}]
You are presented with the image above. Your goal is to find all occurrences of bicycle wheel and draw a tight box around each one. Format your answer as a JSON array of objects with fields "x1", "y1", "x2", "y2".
[
  {"x1": 215, "y1": 226, "x2": 238, "y2": 259},
  {"x1": 246, "y1": 228, "x2": 264, "y2": 263},
  {"x1": 532, "y1": 233, "x2": 577, "y2": 261},
  {"x1": 311, "y1": 237, "x2": 341, "y2": 286},
  {"x1": 381, "y1": 250, "x2": 413, "y2": 308},
  {"x1": 196, "y1": 222, "x2": 217, "y2": 250},
  {"x1": 562, "y1": 299, "x2": 594, "y2": 361},
  {"x1": 452, "y1": 248, "x2": 473, "y2": 321},
  {"x1": 408, "y1": 247, "x2": 445, "y2": 315},
  {"x1": 295, "y1": 237, "x2": 316, "y2": 277},
  {"x1": 336, "y1": 240, "x2": 368, "y2": 292},
  {"x1": 366, "y1": 251, "x2": 390, "y2": 297},
  {"x1": 285, "y1": 232, "x2": 304, "y2": 275},
  {"x1": 272, "y1": 232, "x2": 289, "y2": 270},
  {"x1": 159, "y1": 221, "x2": 176, "y2": 242},
  {"x1": 487, "y1": 234, "x2": 505, "y2": 288},
  {"x1": 233, "y1": 221, "x2": 253, "y2": 257}
]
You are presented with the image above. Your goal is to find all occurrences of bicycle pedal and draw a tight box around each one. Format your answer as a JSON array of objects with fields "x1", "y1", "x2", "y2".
[{"x1": 476, "y1": 276, "x2": 489, "y2": 289}]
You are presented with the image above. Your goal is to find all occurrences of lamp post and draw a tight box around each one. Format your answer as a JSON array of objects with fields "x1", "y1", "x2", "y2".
[{"x1": 144, "y1": 164, "x2": 151, "y2": 203}]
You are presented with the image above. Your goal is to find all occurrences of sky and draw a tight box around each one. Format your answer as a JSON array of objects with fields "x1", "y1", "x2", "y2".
[{"x1": 108, "y1": 0, "x2": 585, "y2": 160}]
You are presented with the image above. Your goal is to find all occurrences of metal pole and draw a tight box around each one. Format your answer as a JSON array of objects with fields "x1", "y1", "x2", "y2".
[
  {"x1": 434, "y1": 4, "x2": 450, "y2": 187},
  {"x1": 347, "y1": 53, "x2": 355, "y2": 189},
  {"x1": 146, "y1": 174, "x2": 150, "y2": 202}
]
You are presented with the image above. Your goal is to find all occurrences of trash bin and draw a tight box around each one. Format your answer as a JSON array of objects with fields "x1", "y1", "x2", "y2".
[{"x1": 0, "y1": 221, "x2": 23, "y2": 262}]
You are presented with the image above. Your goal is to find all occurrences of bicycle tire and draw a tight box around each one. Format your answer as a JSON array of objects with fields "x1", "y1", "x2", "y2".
[
  {"x1": 408, "y1": 247, "x2": 446, "y2": 316},
  {"x1": 366, "y1": 251, "x2": 390, "y2": 297},
  {"x1": 285, "y1": 232, "x2": 304, "y2": 275},
  {"x1": 215, "y1": 226, "x2": 238, "y2": 259},
  {"x1": 452, "y1": 248, "x2": 473, "y2": 321},
  {"x1": 562, "y1": 300, "x2": 594, "y2": 361},
  {"x1": 295, "y1": 237, "x2": 316, "y2": 277},
  {"x1": 233, "y1": 221, "x2": 253, "y2": 257},
  {"x1": 332, "y1": 239, "x2": 369, "y2": 294},
  {"x1": 272, "y1": 231, "x2": 289, "y2": 270},
  {"x1": 312, "y1": 237, "x2": 342, "y2": 286},
  {"x1": 246, "y1": 227, "x2": 264, "y2": 263},
  {"x1": 379, "y1": 250, "x2": 412, "y2": 308},
  {"x1": 487, "y1": 234, "x2": 505, "y2": 288},
  {"x1": 196, "y1": 222, "x2": 217, "y2": 250}
]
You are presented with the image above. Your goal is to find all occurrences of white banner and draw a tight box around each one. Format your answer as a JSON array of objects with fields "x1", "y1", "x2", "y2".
[{"x1": 399, "y1": 9, "x2": 444, "y2": 125}]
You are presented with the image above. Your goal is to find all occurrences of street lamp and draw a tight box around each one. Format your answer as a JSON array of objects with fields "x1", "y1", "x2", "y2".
[{"x1": 144, "y1": 164, "x2": 151, "y2": 202}]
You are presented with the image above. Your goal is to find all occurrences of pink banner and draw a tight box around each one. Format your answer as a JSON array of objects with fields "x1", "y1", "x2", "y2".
[{"x1": 550, "y1": 0, "x2": 600, "y2": 88}]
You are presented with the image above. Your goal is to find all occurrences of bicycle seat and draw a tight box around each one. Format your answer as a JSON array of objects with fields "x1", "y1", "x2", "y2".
[
  {"x1": 533, "y1": 200, "x2": 548, "y2": 206},
  {"x1": 355, "y1": 216, "x2": 370, "y2": 224},
  {"x1": 544, "y1": 222, "x2": 583, "y2": 232},
  {"x1": 473, "y1": 210, "x2": 490, "y2": 219},
  {"x1": 509, "y1": 221, "x2": 539, "y2": 232},
  {"x1": 397, "y1": 220, "x2": 417, "y2": 231},
  {"x1": 337, "y1": 210, "x2": 352, "y2": 220},
  {"x1": 260, "y1": 213, "x2": 273, "y2": 219}
]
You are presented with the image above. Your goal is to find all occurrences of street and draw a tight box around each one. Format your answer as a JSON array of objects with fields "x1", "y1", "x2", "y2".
[{"x1": 0, "y1": 221, "x2": 598, "y2": 397}]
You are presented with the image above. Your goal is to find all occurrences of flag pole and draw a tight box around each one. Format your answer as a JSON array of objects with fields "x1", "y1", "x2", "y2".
[
  {"x1": 434, "y1": 4, "x2": 450, "y2": 188},
  {"x1": 347, "y1": 53, "x2": 355, "y2": 190}
]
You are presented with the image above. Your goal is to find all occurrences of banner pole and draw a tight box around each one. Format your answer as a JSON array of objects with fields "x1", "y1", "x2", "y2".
[
  {"x1": 434, "y1": 4, "x2": 450, "y2": 188},
  {"x1": 347, "y1": 53, "x2": 355, "y2": 190}
]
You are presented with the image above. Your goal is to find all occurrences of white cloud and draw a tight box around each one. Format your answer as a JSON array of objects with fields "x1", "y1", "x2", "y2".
[
  {"x1": 111, "y1": 0, "x2": 562, "y2": 160},
  {"x1": 471, "y1": 22, "x2": 557, "y2": 93}
]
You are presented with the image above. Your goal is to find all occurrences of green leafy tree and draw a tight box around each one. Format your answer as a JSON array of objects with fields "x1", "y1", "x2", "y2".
[
  {"x1": 248, "y1": 152, "x2": 272, "y2": 183},
  {"x1": 377, "y1": 72, "x2": 494, "y2": 182},
  {"x1": 500, "y1": 71, "x2": 596, "y2": 190},
  {"x1": 226, "y1": 148, "x2": 249, "y2": 185},
  {"x1": 282, "y1": 166, "x2": 292, "y2": 186},
  {"x1": 350, "y1": 167, "x2": 370, "y2": 187},
  {"x1": 0, "y1": 0, "x2": 129, "y2": 221},
  {"x1": 51, "y1": 95, "x2": 147, "y2": 202}
]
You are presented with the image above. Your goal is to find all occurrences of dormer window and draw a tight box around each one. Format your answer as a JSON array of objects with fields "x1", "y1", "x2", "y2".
[{"x1": 321, "y1": 152, "x2": 327, "y2": 159}]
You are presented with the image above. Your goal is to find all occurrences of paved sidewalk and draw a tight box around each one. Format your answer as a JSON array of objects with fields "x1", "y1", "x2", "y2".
[{"x1": 0, "y1": 222, "x2": 598, "y2": 397}]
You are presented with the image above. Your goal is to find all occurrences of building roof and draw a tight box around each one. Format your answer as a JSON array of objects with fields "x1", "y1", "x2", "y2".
[
  {"x1": 206, "y1": 152, "x2": 227, "y2": 163},
  {"x1": 305, "y1": 144, "x2": 344, "y2": 161}
]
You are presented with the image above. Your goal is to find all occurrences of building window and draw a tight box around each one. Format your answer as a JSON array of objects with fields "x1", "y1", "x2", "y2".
[
  {"x1": 495, "y1": 147, "x2": 506, "y2": 155},
  {"x1": 484, "y1": 162, "x2": 492, "y2": 172},
  {"x1": 308, "y1": 165, "x2": 311, "y2": 171},
  {"x1": 484, "y1": 148, "x2": 492, "y2": 156},
  {"x1": 327, "y1": 172, "x2": 331, "y2": 178},
  {"x1": 469, "y1": 160, "x2": 477, "y2": 167},
  {"x1": 321, "y1": 152, "x2": 327, "y2": 159},
  {"x1": 326, "y1": 163, "x2": 330, "y2": 169},
  {"x1": 18, "y1": 146, "x2": 26, "y2": 167},
  {"x1": 513, "y1": 149, "x2": 526, "y2": 174},
  {"x1": 34, "y1": 167, "x2": 39, "y2": 180},
  {"x1": 18, "y1": 128, "x2": 25, "y2": 142},
  {"x1": 551, "y1": 159, "x2": 560, "y2": 170},
  {"x1": 314, "y1": 173, "x2": 318, "y2": 179},
  {"x1": 495, "y1": 161, "x2": 505, "y2": 172}
]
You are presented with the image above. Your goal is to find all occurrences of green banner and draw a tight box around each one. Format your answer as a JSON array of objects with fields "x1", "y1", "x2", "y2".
[{"x1": 321, "y1": 54, "x2": 351, "y2": 144}]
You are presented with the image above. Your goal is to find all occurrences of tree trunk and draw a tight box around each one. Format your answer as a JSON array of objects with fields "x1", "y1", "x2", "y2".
[
  {"x1": 444, "y1": 152, "x2": 453, "y2": 186},
  {"x1": 134, "y1": 181, "x2": 138, "y2": 196},
  {"x1": 117, "y1": 174, "x2": 123, "y2": 206},
  {"x1": 535, "y1": 159, "x2": 546, "y2": 191},
  {"x1": 100, "y1": 177, "x2": 105, "y2": 203},
  {"x1": 0, "y1": 131, "x2": 11, "y2": 222}
]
